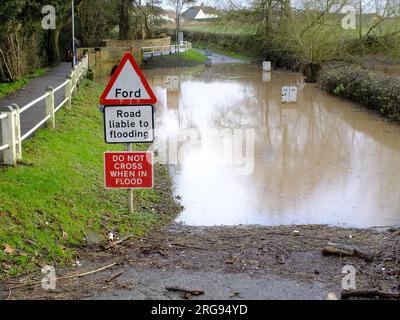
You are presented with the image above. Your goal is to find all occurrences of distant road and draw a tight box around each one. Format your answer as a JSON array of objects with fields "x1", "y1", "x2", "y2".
[{"x1": 194, "y1": 48, "x2": 245, "y2": 64}]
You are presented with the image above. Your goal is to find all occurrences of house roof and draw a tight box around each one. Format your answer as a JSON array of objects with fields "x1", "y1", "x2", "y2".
[
  {"x1": 162, "y1": 9, "x2": 176, "y2": 19},
  {"x1": 182, "y1": 6, "x2": 218, "y2": 19}
]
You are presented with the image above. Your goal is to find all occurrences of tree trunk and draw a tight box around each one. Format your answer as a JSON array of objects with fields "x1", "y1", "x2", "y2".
[
  {"x1": 119, "y1": 0, "x2": 131, "y2": 40},
  {"x1": 47, "y1": 28, "x2": 61, "y2": 65},
  {"x1": 176, "y1": 12, "x2": 180, "y2": 43},
  {"x1": 304, "y1": 63, "x2": 321, "y2": 83},
  {"x1": 0, "y1": 48, "x2": 13, "y2": 81}
]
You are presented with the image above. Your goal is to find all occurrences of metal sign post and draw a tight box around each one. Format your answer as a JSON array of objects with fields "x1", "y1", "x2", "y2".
[
  {"x1": 71, "y1": 0, "x2": 76, "y2": 67},
  {"x1": 127, "y1": 143, "x2": 134, "y2": 214}
]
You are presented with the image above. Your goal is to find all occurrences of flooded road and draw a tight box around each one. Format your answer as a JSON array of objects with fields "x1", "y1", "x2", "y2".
[{"x1": 145, "y1": 64, "x2": 400, "y2": 228}]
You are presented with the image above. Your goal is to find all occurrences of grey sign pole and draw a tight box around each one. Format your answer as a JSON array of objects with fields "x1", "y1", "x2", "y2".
[
  {"x1": 72, "y1": 0, "x2": 76, "y2": 67},
  {"x1": 127, "y1": 143, "x2": 134, "y2": 214}
]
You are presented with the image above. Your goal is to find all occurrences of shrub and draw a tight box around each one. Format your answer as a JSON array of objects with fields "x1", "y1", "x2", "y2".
[{"x1": 319, "y1": 67, "x2": 400, "y2": 121}]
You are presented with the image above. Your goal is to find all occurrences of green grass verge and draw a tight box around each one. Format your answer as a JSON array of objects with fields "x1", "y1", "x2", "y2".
[
  {"x1": 0, "y1": 68, "x2": 48, "y2": 99},
  {"x1": 143, "y1": 49, "x2": 207, "y2": 69},
  {"x1": 0, "y1": 80, "x2": 180, "y2": 279},
  {"x1": 178, "y1": 49, "x2": 208, "y2": 63}
]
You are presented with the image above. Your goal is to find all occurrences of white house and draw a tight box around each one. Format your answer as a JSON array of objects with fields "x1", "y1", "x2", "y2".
[{"x1": 182, "y1": 5, "x2": 219, "y2": 21}]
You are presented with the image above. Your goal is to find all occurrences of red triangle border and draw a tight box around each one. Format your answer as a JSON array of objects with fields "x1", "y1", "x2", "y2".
[{"x1": 99, "y1": 52, "x2": 157, "y2": 105}]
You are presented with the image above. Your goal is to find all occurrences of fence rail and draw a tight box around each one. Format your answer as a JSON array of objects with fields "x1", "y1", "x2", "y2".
[
  {"x1": 142, "y1": 41, "x2": 192, "y2": 59},
  {"x1": 0, "y1": 55, "x2": 89, "y2": 166}
]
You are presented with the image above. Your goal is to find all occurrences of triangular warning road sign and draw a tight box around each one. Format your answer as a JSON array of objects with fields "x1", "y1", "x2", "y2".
[{"x1": 100, "y1": 52, "x2": 157, "y2": 105}]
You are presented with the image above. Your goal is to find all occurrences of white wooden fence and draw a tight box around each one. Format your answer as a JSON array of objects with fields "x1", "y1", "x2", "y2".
[
  {"x1": 142, "y1": 41, "x2": 192, "y2": 60},
  {"x1": 0, "y1": 55, "x2": 89, "y2": 166}
]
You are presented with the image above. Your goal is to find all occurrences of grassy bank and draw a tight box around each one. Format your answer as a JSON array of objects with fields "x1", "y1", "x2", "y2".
[
  {"x1": 143, "y1": 49, "x2": 207, "y2": 69},
  {"x1": 0, "y1": 68, "x2": 48, "y2": 99},
  {"x1": 0, "y1": 80, "x2": 180, "y2": 279},
  {"x1": 319, "y1": 66, "x2": 400, "y2": 122}
]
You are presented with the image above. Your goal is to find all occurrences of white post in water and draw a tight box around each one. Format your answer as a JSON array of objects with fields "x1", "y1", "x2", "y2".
[
  {"x1": 127, "y1": 143, "x2": 134, "y2": 214},
  {"x1": 282, "y1": 86, "x2": 298, "y2": 103},
  {"x1": 263, "y1": 61, "x2": 272, "y2": 72},
  {"x1": 290, "y1": 86, "x2": 298, "y2": 103}
]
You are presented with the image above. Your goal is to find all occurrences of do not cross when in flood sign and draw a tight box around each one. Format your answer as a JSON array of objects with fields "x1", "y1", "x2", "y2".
[{"x1": 100, "y1": 52, "x2": 156, "y2": 213}]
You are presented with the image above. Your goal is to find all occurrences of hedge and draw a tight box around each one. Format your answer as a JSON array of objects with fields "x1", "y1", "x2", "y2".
[
  {"x1": 319, "y1": 67, "x2": 400, "y2": 121},
  {"x1": 163, "y1": 29, "x2": 301, "y2": 70}
]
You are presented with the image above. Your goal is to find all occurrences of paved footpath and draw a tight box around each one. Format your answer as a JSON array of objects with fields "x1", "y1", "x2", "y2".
[{"x1": 0, "y1": 62, "x2": 72, "y2": 148}]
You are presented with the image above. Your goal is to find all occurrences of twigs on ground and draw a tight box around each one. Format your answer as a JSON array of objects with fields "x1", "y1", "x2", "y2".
[
  {"x1": 106, "y1": 235, "x2": 140, "y2": 249},
  {"x1": 106, "y1": 271, "x2": 125, "y2": 283},
  {"x1": 7, "y1": 262, "x2": 117, "y2": 290},
  {"x1": 166, "y1": 286, "x2": 205, "y2": 296}
]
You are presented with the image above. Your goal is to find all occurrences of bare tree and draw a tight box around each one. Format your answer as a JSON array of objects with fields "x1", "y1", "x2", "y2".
[
  {"x1": 280, "y1": 0, "x2": 349, "y2": 81},
  {"x1": 168, "y1": 0, "x2": 196, "y2": 43},
  {"x1": 79, "y1": 0, "x2": 117, "y2": 47}
]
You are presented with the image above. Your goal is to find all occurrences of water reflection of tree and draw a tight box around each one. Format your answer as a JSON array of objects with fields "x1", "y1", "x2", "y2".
[{"x1": 205, "y1": 72, "x2": 399, "y2": 222}]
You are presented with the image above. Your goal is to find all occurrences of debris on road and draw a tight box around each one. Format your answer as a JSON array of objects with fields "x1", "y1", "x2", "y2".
[{"x1": 321, "y1": 243, "x2": 375, "y2": 262}]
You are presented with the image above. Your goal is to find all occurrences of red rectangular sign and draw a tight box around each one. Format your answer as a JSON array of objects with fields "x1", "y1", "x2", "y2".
[{"x1": 104, "y1": 151, "x2": 153, "y2": 189}]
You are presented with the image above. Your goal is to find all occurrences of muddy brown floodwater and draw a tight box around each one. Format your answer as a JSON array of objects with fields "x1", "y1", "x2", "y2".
[{"x1": 146, "y1": 64, "x2": 400, "y2": 228}]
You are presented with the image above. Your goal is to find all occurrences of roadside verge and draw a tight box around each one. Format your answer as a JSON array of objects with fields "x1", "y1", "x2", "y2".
[{"x1": 0, "y1": 79, "x2": 181, "y2": 280}]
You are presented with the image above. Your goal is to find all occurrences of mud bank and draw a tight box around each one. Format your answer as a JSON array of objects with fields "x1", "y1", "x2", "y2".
[{"x1": 2, "y1": 224, "x2": 399, "y2": 300}]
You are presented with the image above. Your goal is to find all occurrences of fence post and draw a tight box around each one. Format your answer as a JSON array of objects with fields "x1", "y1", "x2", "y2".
[
  {"x1": 11, "y1": 103, "x2": 22, "y2": 161},
  {"x1": 84, "y1": 55, "x2": 88, "y2": 77},
  {"x1": 76, "y1": 65, "x2": 81, "y2": 86},
  {"x1": 45, "y1": 86, "x2": 55, "y2": 129},
  {"x1": 0, "y1": 106, "x2": 18, "y2": 166},
  {"x1": 71, "y1": 70, "x2": 77, "y2": 96},
  {"x1": 65, "y1": 75, "x2": 72, "y2": 110}
]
